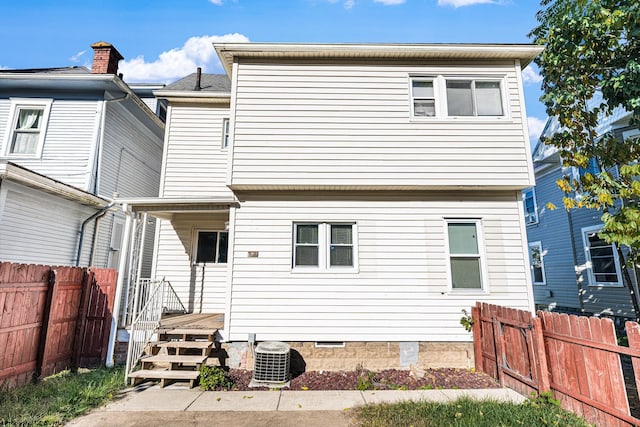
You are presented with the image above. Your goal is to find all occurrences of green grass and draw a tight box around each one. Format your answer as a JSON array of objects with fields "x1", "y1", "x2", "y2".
[
  {"x1": 353, "y1": 395, "x2": 593, "y2": 427},
  {"x1": 0, "y1": 366, "x2": 126, "y2": 427}
]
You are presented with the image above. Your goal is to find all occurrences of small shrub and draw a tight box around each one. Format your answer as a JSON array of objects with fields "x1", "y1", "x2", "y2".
[
  {"x1": 356, "y1": 369, "x2": 376, "y2": 391},
  {"x1": 460, "y1": 308, "x2": 474, "y2": 332},
  {"x1": 199, "y1": 365, "x2": 234, "y2": 390}
]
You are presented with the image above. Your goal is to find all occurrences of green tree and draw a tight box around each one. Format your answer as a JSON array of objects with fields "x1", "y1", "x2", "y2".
[{"x1": 530, "y1": 0, "x2": 640, "y2": 318}]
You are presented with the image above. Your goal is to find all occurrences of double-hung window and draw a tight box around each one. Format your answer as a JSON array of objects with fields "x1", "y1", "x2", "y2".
[
  {"x1": 446, "y1": 79, "x2": 503, "y2": 117},
  {"x1": 411, "y1": 79, "x2": 436, "y2": 117},
  {"x1": 528, "y1": 241, "x2": 546, "y2": 285},
  {"x1": 195, "y1": 230, "x2": 229, "y2": 264},
  {"x1": 522, "y1": 188, "x2": 538, "y2": 225},
  {"x1": 446, "y1": 220, "x2": 485, "y2": 290},
  {"x1": 582, "y1": 226, "x2": 622, "y2": 286},
  {"x1": 2, "y1": 99, "x2": 52, "y2": 157},
  {"x1": 293, "y1": 222, "x2": 356, "y2": 271}
]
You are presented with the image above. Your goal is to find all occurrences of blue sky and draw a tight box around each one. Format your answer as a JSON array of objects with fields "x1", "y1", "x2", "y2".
[{"x1": 0, "y1": 0, "x2": 546, "y2": 144}]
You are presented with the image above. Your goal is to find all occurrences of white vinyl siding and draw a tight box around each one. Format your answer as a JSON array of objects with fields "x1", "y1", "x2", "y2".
[
  {"x1": 227, "y1": 191, "x2": 530, "y2": 342},
  {"x1": 230, "y1": 60, "x2": 530, "y2": 190},
  {"x1": 0, "y1": 99, "x2": 98, "y2": 190},
  {"x1": 161, "y1": 104, "x2": 234, "y2": 198}
]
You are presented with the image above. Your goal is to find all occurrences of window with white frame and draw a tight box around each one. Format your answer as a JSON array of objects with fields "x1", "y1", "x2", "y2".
[
  {"x1": 222, "y1": 118, "x2": 230, "y2": 148},
  {"x1": 446, "y1": 220, "x2": 485, "y2": 290},
  {"x1": 446, "y1": 79, "x2": 503, "y2": 117},
  {"x1": 293, "y1": 222, "x2": 356, "y2": 270},
  {"x1": 522, "y1": 188, "x2": 538, "y2": 225},
  {"x1": 2, "y1": 99, "x2": 52, "y2": 157},
  {"x1": 411, "y1": 79, "x2": 436, "y2": 117},
  {"x1": 528, "y1": 241, "x2": 546, "y2": 285},
  {"x1": 195, "y1": 230, "x2": 229, "y2": 264},
  {"x1": 582, "y1": 226, "x2": 622, "y2": 286}
]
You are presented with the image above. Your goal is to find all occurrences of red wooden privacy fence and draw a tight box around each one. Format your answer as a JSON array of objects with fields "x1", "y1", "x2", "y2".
[
  {"x1": 473, "y1": 302, "x2": 640, "y2": 427},
  {"x1": 0, "y1": 262, "x2": 117, "y2": 389}
]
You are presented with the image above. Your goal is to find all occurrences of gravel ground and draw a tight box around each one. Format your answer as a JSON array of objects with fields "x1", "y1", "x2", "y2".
[{"x1": 215, "y1": 368, "x2": 499, "y2": 391}]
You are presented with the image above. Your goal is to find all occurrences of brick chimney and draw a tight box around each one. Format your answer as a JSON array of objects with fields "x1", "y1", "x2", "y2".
[{"x1": 90, "y1": 41, "x2": 124, "y2": 74}]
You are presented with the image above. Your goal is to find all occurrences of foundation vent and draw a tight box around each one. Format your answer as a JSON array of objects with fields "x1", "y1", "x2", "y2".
[{"x1": 252, "y1": 341, "x2": 290, "y2": 384}]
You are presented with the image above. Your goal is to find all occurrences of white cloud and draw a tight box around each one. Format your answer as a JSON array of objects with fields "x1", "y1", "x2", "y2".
[
  {"x1": 344, "y1": 0, "x2": 355, "y2": 8},
  {"x1": 0, "y1": 65, "x2": 9, "y2": 70},
  {"x1": 209, "y1": 0, "x2": 223, "y2": 4},
  {"x1": 374, "y1": 0, "x2": 405, "y2": 4},
  {"x1": 528, "y1": 116, "x2": 546, "y2": 145},
  {"x1": 70, "y1": 50, "x2": 86, "y2": 63},
  {"x1": 119, "y1": 33, "x2": 250, "y2": 83},
  {"x1": 438, "y1": 0, "x2": 495, "y2": 7},
  {"x1": 522, "y1": 65, "x2": 543, "y2": 84}
]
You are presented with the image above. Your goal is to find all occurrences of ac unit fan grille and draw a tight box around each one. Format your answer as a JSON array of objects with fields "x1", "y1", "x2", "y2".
[{"x1": 253, "y1": 341, "x2": 290, "y2": 383}]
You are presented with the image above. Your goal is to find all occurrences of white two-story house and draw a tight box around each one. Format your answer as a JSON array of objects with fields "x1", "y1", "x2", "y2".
[
  {"x1": 120, "y1": 42, "x2": 542, "y2": 372},
  {"x1": 0, "y1": 42, "x2": 164, "y2": 274}
]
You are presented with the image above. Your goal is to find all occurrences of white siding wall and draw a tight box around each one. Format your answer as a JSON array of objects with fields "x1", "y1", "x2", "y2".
[
  {"x1": 228, "y1": 191, "x2": 531, "y2": 342},
  {"x1": 0, "y1": 99, "x2": 99, "y2": 190},
  {"x1": 231, "y1": 60, "x2": 531, "y2": 189},
  {"x1": 161, "y1": 103, "x2": 234, "y2": 198},
  {"x1": 0, "y1": 181, "x2": 97, "y2": 266},
  {"x1": 154, "y1": 212, "x2": 229, "y2": 314}
]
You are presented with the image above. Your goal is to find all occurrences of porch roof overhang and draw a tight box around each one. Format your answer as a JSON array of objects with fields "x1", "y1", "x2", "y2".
[{"x1": 115, "y1": 197, "x2": 239, "y2": 220}]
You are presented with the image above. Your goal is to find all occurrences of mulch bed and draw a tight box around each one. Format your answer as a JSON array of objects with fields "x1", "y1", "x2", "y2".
[{"x1": 219, "y1": 368, "x2": 499, "y2": 391}]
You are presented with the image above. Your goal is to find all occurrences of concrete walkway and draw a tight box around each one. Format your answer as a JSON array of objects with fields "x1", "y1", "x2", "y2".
[{"x1": 66, "y1": 385, "x2": 525, "y2": 426}]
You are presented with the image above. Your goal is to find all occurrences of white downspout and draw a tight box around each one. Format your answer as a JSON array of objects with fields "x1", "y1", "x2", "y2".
[{"x1": 106, "y1": 203, "x2": 133, "y2": 367}]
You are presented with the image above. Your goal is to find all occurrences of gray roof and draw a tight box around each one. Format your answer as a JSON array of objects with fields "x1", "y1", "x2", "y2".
[
  {"x1": 0, "y1": 66, "x2": 90, "y2": 74},
  {"x1": 164, "y1": 73, "x2": 230, "y2": 92}
]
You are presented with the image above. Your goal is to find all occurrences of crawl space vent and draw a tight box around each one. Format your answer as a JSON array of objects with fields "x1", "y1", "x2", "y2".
[{"x1": 252, "y1": 341, "x2": 290, "y2": 385}]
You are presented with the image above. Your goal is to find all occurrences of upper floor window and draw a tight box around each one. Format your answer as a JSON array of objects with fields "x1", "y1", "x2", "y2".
[
  {"x1": 410, "y1": 76, "x2": 505, "y2": 119},
  {"x1": 582, "y1": 226, "x2": 622, "y2": 287},
  {"x1": 195, "y1": 230, "x2": 229, "y2": 264},
  {"x1": 446, "y1": 219, "x2": 486, "y2": 291},
  {"x1": 293, "y1": 222, "x2": 357, "y2": 271},
  {"x1": 222, "y1": 118, "x2": 230, "y2": 148},
  {"x1": 522, "y1": 188, "x2": 538, "y2": 225},
  {"x1": 528, "y1": 241, "x2": 546, "y2": 285},
  {"x1": 2, "y1": 99, "x2": 52, "y2": 157}
]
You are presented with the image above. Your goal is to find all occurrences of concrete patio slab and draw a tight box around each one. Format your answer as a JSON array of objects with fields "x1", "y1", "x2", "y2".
[
  {"x1": 278, "y1": 390, "x2": 365, "y2": 411},
  {"x1": 188, "y1": 390, "x2": 281, "y2": 411},
  {"x1": 439, "y1": 388, "x2": 527, "y2": 404},
  {"x1": 104, "y1": 386, "x2": 203, "y2": 411}
]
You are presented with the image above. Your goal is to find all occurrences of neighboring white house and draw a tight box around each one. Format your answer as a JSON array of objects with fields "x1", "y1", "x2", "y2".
[
  {"x1": 120, "y1": 42, "x2": 542, "y2": 370},
  {"x1": 0, "y1": 42, "x2": 164, "y2": 275}
]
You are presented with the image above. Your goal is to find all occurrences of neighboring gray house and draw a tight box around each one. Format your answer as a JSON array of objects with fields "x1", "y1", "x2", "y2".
[
  {"x1": 525, "y1": 106, "x2": 640, "y2": 320},
  {"x1": 0, "y1": 42, "x2": 164, "y2": 273}
]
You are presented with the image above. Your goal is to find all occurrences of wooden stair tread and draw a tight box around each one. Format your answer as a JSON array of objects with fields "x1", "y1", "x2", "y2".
[
  {"x1": 158, "y1": 341, "x2": 213, "y2": 349},
  {"x1": 158, "y1": 328, "x2": 218, "y2": 335},
  {"x1": 128, "y1": 369, "x2": 199, "y2": 380},
  {"x1": 142, "y1": 355, "x2": 207, "y2": 364}
]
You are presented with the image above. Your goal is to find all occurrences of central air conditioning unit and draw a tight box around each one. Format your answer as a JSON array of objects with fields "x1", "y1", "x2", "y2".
[{"x1": 251, "y1": 341, "x2": 291, "y2": 385}]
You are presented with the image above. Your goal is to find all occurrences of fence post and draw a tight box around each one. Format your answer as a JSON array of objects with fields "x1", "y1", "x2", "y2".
[
  {"x1": 33, "y1": 269, "x2": 57, "y2": 383},
  {"x1": 472, "y1": 304, "x2": 483, "y2": 372},
  {"x1": 531, "y1": 316, "x2": 550, "y2": 394},
  {"x1": 492, "y1": 316, "x2": 506, "y2": 386},
  {"x1": 71, "y1": 269, "x2": 92, "y2": 371}
]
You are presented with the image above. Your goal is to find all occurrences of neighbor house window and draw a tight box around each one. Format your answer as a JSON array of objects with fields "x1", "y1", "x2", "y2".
[
  {"x1": 446, "y1": 79, "x2": 503, "y2": 117},
  {"x1": 447, "y1": 220, "x2": 485, "y2": 290},
  {"x1": 293, "y1": 222, "x2": 357, "y2": 270},
  {"x1": 528, "y1": 241, "x2": 546, "y2": 285},
  {"x1": 582, "y1": 226, "x2": 622, "y2": 286},
  {"x1": 195, "y1": 230, "x2": 229, "y2": 264},
  {"x1": 222, "y1": 118, "x2": 230, "y2": 148},
  {"x1": 522, "y1": 188, "x2": 538, "y2": 225},
  {"x1": 411, "y1": 79, "x2": 436, "y2": 117},
  {"x1": 2, "y1": 99, "x2": 52, "y2": 157}
]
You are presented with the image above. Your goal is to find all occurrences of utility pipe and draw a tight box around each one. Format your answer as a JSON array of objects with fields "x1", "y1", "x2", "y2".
[{"x1": 75, "y1": 202, "x2": 116, "y2": 266}]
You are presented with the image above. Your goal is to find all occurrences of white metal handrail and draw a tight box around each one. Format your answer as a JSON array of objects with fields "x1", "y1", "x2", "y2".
[{"x1": 124, "y1": 278, "x2": 186, "y2": 381}]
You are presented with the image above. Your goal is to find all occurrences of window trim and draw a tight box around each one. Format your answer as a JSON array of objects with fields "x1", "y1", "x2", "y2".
[
  {"x1": 193, "y1": 229, "x2": 229, "y2": 265},
  {"x1": 581, "y1": 225, "x2": 623, "y2": 287},
  {"x1": 528, "y1": 241, "x2": 546, "y2": 285},
  {"x1": 522, "y1": 187, "x2": 538, "y2": 225},
  {"x1": 1, "y1": 98, "x2": 53, "y2": 158},
  {"x1": 409, "y1": 75, "x2": 507, "y2": 120},
  {"x1": 444, "y1": 218, "x2": 488, "y2": 293},
  {"x1": 221, "y1": 117, "x2": 230, "y2": 149},
  {"x1": 292, "y1": 222, "x2": 358, "y2": 273}
]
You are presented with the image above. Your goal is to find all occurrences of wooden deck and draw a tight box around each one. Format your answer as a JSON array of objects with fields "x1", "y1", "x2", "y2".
[{"x1": 159, "y1": 313, "x2": 224, "y2": 333}]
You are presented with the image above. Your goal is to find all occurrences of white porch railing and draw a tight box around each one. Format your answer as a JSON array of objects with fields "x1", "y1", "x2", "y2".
[{"x1": 125, "y1": 278, "x2": 186, "y2": 381}]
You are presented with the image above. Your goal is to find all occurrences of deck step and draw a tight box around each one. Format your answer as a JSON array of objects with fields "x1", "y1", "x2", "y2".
[
  {"x1": 141, "y1": 354, "x2": 207, "y2": 364},
  {"x1": 128, "y1": 369, "x2": 200, "y2": 388},
  {"x1": 158, "y1": 328, "x2": 218, "y2": 336},
  {"x1": 158, "y1": 341, "x2": 213, "y2": 349}
]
